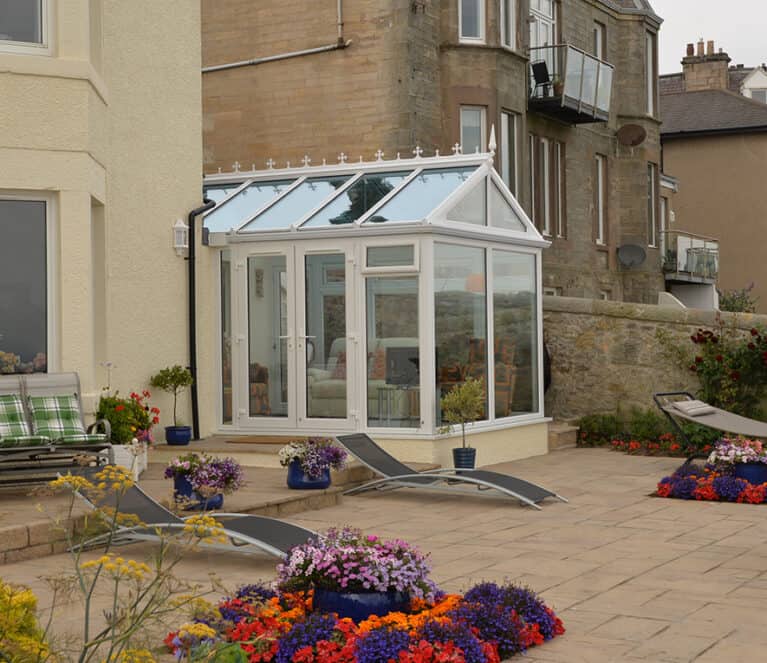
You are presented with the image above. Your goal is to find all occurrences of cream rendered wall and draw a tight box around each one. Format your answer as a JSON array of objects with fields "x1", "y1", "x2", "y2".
[{"x1": 0, "y1": 1, "x2": 204, "y2": 431}]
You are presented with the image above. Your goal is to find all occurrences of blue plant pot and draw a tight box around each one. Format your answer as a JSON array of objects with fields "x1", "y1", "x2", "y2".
[
  {"x1": 286, "y1": 459, "x2": 331, "y2": 490},
  {"x1": 313, "y1": 588, "x2": 410, "y2": 622},
  {"x1": 734, "y1": 462, "x2": 767, "y2": 485},
  {"x1": 452, "y1": 447, "x2": 476, "y2": 469},
  {"x1": 173, "y1": 475, "x2": 224, "y2": 511},
  {"x1": 166, "y1": 426, "x2": 192, "y2": 445}
]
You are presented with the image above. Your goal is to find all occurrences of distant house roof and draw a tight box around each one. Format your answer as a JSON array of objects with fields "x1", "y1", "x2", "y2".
[
  {"x1": 598, "y1": 0, "x2": 660, "y2": 20},
  {"x1": 660, "y1": 66, "x2": 757, "y2": 96},
  {"x1": 660, "y1": 89, "x2": 767, "y2": 137}
]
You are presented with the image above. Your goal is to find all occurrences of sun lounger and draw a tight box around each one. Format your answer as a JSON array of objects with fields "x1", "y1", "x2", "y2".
[
  {"x1": 336, "y1": 433, "x2": 566, "y2": 510},
  {"x1": 70, "y1": 469, "x2": 315, "y2": 558}
]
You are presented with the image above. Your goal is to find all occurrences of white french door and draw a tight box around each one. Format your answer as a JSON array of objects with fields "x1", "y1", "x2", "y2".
[{"x1": 232, "y1": 242, "x2": 355, "y2": 431}]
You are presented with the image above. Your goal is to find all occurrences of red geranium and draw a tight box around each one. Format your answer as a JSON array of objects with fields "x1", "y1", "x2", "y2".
[
  {"x1": 656, "y1": 482, "x2": 672, "y2": 498},
  {"x1": 737, "y1": 483, "x2": 767, "y2": 504}
]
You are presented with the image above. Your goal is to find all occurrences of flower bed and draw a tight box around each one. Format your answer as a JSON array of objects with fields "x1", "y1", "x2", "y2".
[
  {"x1": 165, "y1": 530, "x2": 564, "y2": 662},
  {"x1": 657, "y1": 464, "x2": 767, "y2": 504}
]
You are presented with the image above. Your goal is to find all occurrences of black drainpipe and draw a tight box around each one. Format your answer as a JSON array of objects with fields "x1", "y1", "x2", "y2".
[{"x1": 187, "y1": 197, "x2": 215, "y2": 440}]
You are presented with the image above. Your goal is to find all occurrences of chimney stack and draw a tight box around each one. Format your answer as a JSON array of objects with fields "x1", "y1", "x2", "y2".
[{"x1": 682, "y1": 38, "x2": 731, "y2": 92}]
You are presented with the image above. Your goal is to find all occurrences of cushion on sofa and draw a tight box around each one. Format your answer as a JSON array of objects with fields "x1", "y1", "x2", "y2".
[
  {"x1": 27, "y1": 394, "x2": 87, "y2": 440},
  {"x1": 0, "y1": 394, "x2": 32, "y2": 441}
]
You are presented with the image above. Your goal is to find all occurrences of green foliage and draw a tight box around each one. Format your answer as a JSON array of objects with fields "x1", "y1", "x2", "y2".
[
  {"x1": 678, "y1": 421, "x2": 721, "y2": 451},
  {"x1": 577, "y1": 413, "x2": 622, "y2": 445},
  {"x1": 626, "y1": 407, "x2": 671, "y2": 442},
  {"x1": 718, "y1": 283, "x2": 758, "y2": 313},
  {"x1": 96, "y1": 393, "x2": 151, "y2": 444},
  {"x1": 439, "y1": 377, "x2": 486, "y2": 448},
  {"x1": 190, "y1": 642, "x2": 249, "y2": 662},
  {"x1": 150, "y1": 365, "x2": 194, "y2": 426}
]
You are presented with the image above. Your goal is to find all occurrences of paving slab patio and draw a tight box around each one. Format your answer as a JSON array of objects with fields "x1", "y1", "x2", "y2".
[{"x1": 1, "y1": 448, "x2": 767, "y2": 661}]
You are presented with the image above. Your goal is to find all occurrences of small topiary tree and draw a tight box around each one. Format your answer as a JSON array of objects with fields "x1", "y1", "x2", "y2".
[
  {"x1": 150, "y1": 365, "x2": 194, "y2": 427},
  {"x1": 439, "y1": 377, "x2": 486, "y2": 448}
]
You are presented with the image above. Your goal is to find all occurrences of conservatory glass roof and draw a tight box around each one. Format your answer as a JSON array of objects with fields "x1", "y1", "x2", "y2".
[{"x1": 202, "y1": 151, "x2": 543, "y2": 243}]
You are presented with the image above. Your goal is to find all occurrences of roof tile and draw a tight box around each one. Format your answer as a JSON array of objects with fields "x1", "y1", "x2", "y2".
[{"x1": 660, "y1": 89, "x2": 767, "y2": 135}]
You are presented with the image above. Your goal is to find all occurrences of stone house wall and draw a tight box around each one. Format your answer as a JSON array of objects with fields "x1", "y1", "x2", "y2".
[{"x1": 543, "y1": 296, "x2": 767, "y2": 421}]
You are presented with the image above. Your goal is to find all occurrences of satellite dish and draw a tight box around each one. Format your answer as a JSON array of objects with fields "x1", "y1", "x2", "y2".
[
  {"x1": 617, "y1": 244, "x2": 647, "y2": 268},
  {"x1": 617, "y1": 124, "x2": 647, "y2": 147}
]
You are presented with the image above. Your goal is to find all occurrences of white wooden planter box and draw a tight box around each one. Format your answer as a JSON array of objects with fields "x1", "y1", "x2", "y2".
[{"x1": 112, "y1": 442, "x2": 148, "y2": 481}]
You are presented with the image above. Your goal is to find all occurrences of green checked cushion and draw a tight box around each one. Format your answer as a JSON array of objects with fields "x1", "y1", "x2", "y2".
[
  {"x1": 0, "y1": 394, "x2": 33, "y2": 440},
  {"x1": 0, "y1": 435, "x2": 50, "y2": 448},
  {"x1": 57, "y1": 432, "x2": 107, "y2": 445},
  {"x1": 28, "y1": 394, "x2": 87, "y2": 441}
]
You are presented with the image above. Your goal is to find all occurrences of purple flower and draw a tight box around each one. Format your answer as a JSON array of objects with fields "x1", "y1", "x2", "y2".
[
  {"x1": 355, "y1": 627, "x2": 412, "y2": 663},
  {"x1": 712, "y1": 475, "x2": 748, "y2": 501},
  {"x1": 417, "y1": 619, "x2": 486, "y2": 663},
  {"x1": 275, "y1": 613, "x2": 337, "y2": 663}
]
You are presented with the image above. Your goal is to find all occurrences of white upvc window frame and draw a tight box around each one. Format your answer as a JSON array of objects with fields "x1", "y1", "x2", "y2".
[
  {"x1": 500, "y1": 110, "x2": 518, "y2": 196},
  {"x1": 540, "y1": 137, "x2": 551, "y2": 236},
  {"x1": 647, "y1": 162, "x2": 658, "y2": 248},
  {"x1": 554, "y1": 141, "x2": 565, "y2": 238},
  {"x1": 528, "y1": 134, "x2": 536, "y2": 224},
  {"x1": 750, "y1": 88, "x2": 767, "y2": 104},
  {"x1": 0, "y1": 190, "x2": 57, "y2": 372},
  {"x1": 459, "y1": 0, "x2": 485, "y2": 44},
  {"x1": 593, "y1": 20, "x2": 606, "y2": 60},
  {"x1": 0, "y1": 0, "x2": 52, "y2": 56},
  {"x1": 646, "y1": 31, "x2": 657, "y2": 117},
  {"x1": 501, "y1": 0, "x2": 516, "y2": 50},
  {"x1": 460, "y1": 105, "x2": 487, "y2": 155},
  {"x1": 529, "y1": 0, "x2": 556, "y2": 51},
  {"x1": 595, "y1": 154, "x2": 606, "y2": 245}
]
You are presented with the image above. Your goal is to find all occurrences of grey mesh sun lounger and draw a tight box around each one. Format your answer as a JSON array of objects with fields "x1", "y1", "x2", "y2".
[
  {"x1": 655, "y1": 391, "x2": 767, "y2": 461},
  {"x1": 69, "y1": 469, "x2": 315, "y2": 558},
  {"x1": 337, "y1": 434, "x2": 566, "y2": 510}
]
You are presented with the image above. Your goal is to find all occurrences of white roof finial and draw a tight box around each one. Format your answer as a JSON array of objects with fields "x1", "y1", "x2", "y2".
[
  {"x1": 338, "y1": 152, "x2": 348, "y2": 164},
  {"x1": 413, "y1": 145, "x2": 424, "y2": 158},
  {"x1": 488, "y1": 124, "x2": 497, "y2": 155},
  {"x1": 302, "y1": 155, "x2": 312, "y2": 168},
  {"x1": 452, "y1": 143, "x2": 462, "y2": 155},
  {"x1": 374, "y1": 149, "x2": 384, "y2": 161},
  {"x1": 232, "y1": 161, "x2": 241, "y2": 172},
  {"x1": 266, "y1": 158, "x2": 275, "y2": 169}
]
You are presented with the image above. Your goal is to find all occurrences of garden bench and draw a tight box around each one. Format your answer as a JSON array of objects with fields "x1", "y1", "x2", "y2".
[{"x1": 0, "y1": 373, "x2": 112, "y2": 486}]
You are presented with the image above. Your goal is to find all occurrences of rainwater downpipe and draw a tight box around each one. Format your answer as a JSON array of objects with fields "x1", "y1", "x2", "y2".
[
  {"x1": 187, "y1": 198, "x2": 215, "y2": 440},
  {"x1": 201, "y1": 0, "x2": 350, "y2": 74}
]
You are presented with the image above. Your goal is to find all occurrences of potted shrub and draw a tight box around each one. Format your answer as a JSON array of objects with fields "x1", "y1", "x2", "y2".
[
  {"x1": 278, "y1": 437, "x2": 347, "y2": 489},
  {"x1": 707, "y1": 437, "x2": 767, "y2": 485},
  {"x1": 164, "y1": 452, "x2": 244, "y2": 511},
  {"x1": 276, "y1": 527, "x2": 437, "y2": 622},
  {"x1": 150, "y1": 365, "x2": 194, "y2": 445},
  {"x1": 96, "y1": 390, "x2": 160, "y2": 479},
  {"x1": 440, "y1": 376, "x2": 485, "y2": 469}
]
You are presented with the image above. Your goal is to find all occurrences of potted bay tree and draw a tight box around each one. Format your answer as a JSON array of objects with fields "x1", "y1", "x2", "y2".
[
  {"x1": 150, "y1": 365, "x2": 194, "y2": 445},
  {"x1": 440, "y1": 376, "x2": 486, "y2": 469}
]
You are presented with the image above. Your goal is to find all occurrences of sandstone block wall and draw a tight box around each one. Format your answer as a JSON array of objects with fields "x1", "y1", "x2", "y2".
[{"x1": 542, "y1": 296, "x2": 767, "y2": 421}]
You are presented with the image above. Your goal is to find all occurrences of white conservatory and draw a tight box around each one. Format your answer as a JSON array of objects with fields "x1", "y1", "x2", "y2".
[{"x1": 203, "y1": 149, "x2": 551, "y2": 465}]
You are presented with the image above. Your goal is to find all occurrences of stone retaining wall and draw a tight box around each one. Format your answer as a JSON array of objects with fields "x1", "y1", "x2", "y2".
[{"x1": 543, "y1": 296, "x2": 767, "y2": 421}]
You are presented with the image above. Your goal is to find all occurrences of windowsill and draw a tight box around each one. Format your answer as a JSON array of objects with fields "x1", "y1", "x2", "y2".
[
  {"x1": 0, "y1": 41, "x2": 50, "y2": 57},
  {"x1": 595, "y1": 242, "x2": 608, "y2": 251},
  {"x1": 459, "y1": 37, "x2": 486, "y2": 45}
]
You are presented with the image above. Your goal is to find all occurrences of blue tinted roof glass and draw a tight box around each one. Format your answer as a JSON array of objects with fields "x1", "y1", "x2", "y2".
[
  {"x1": 204, "y1": 180, "x2": 293, "y2": 232},
  {"x1": 203, "y1": 184, "x2": 242, "y2": 204},
  {"x1": 241, "y1": 176, "x2": 352, "y2": 231},
  {"x1": 366, "y1": 167, "x2": 476, "y2": 223}
]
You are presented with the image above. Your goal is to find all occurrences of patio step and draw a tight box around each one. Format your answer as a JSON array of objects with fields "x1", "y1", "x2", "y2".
[
  {"x1": 548, "y1": 422, "x2": 578, "y2": 451},
  {"x1": 151, "y1": 437, "x2": 296, "y2": 469}
]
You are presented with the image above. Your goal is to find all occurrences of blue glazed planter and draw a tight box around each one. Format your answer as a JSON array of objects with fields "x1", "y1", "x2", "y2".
[
  {"x1": 173, "y1": 475, "x2": 224, "y2": 511},
  {"x1": 313, "y1": 588, "x2": 410, "y2": 622},
  {"x1": 166, "y1": 426, "x2": 192, "y2": 445},
  {"x1": 734, "y1": 462, "x2": 767, "y2": 485},
  {"x1": 286, "y1": 459, "x2": 331, "y2": 490}
]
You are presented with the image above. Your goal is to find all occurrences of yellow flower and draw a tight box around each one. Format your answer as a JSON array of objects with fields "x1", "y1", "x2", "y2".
[
  {"x1": 49, "y1": 473, "x2": 95, "y2": 492},
  {"x1": 178, "y1": 621, "x2": 217, "y2": 640},
  {"x1": 94, "y1": 465, "x2": 135, "y2": 491},
  {"x1": 182, "y1": 514, "x2": 227, "y2": 544}
]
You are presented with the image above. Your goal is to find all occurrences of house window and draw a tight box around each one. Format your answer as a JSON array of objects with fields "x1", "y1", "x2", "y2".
[
  {"x1": 0, "y1": 0, "x2": 47, "y2": 52},
  {"x1": 593, "y1": 21, "x2": 606, "y2": 60},
  {"x1": 500, "y1": 111, "x2": 518, "y2": 196},
  {"x1": 543, "y1": 286, "x2": 560, "y2": 296},
  {"x1": 529, "y1": 135, "x2": 565, "y2": 236},
  {"x1": 647, "y1": 163, "x2": 658, "y2": 247},
  {"x1": 646, "y1": 32, "x2": 657, "y2": 116},
  {"x1": 459, "y1": 0, "x2": 484, "y2": 42},
  {"x1": 460, "y1": 106, "x2": 486, "y2": 154},
  {"x1": 660, "y1": 196, "x2": 668, "y2": 257},
  {"x1": 501, "y1": 0, "x2": 515, "y2": 49},
  {"x1": 0, "y1": 198, "x2": 48, "y2": 374},
  {"x1": 530, "y1": 0, "x2": 556, "y2": 51},
  {"x1": 595, "y1": 154, "x2": 607, "y2": 245},
  {"x1": 751, "y1": 89, "x2": 767, "y2": 104},
  {"x1": 599, "y1": 290, "x2": 611, "y2": 301}
]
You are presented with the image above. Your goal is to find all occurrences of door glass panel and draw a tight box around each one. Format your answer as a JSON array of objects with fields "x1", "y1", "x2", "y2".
[
  {"x1": 247, "y1": 256, "x2": 288, "y2": 417},
  {"x1": 492, "y1": 251, "x2": 538, "y2": 417},
  {"x1": 366, "y1": 277, "x2": 420, "y2": 427},
  {"x1": 305, "y1": 254, "x2": 347, "y2": 419},
  {"x1": 434, "y1": 243, "x2": 487, "y2": 425},
  {"x1": 0, "y1": 200, "x2": 47, "y2": 373},
  {"x1": 302, "y1": 172, "x2": 410, "y2": 227}
]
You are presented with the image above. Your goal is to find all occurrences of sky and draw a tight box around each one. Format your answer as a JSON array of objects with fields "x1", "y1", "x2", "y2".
[{"x1": 651, "y1": 0, "x2": 767, "y2": 74}]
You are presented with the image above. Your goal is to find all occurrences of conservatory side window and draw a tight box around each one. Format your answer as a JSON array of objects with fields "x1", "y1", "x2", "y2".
[{"x1": 434, "y1": 243, "x2": 488, "y2": 425}]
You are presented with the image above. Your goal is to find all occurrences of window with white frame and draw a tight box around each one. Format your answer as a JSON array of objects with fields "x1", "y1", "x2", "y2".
[
  {"x1": 501, "y1": 0, "x2": 516, "y2": 49},
  {"x1": 500, "y1": 111, "x2": 518, "y2": 196},
  {"x1": 529, "y1": 134, "x2": 565, "y2": 236},
  {"x1": 530, "y1": 0, "x2": 556, "y2": 50},
  {"x1": 0, "y1": 0, "x2": 47, "y2": 52},
  {"x1": 647, "y1": 163, "x2": 658, "y2": 247},
  {"x1": 540, "y1": 138, "x2": 551, "y2": 236},
  {"x1": 751, "y1": 89, "x2": 767, "y2": 104},
  {"x1": 460, "y1": 106, "x2": 486, "y2": 154},
  {"x1": 593, "y1": 21, "x2": 606, "y2": 60},
  {"x1": 459, "y1": 0, "x2": 484, "y2": 42},
  {"x1": 595, "y1": 154, "x2": 607, "y2": 245},
  {"x1": 0, "y1": 197, "x2": 48, "y2": 374},
  {"x1": 553, "y1": 141, "x2": 565, "y2": 237},
  {"x1": 660, "y1": 195, "x2": 668, "y2": 256},
  {"x1": 646, "y1": 31, "x2": 657, "y2": 116},
  {"x1": 528, "y1": 134, "x2": 536, "y2": 223}
]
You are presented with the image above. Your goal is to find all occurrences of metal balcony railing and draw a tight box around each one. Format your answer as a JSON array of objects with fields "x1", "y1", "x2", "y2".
[
  {"x1": 529, "y1": 45, "x2": 613, "y2": 123},
  {"x1": 662, "y1": 230, "x2": 719, "y2": 281}
]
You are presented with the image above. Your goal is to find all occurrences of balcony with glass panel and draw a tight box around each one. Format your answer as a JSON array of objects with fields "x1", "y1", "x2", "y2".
[
  {"x1": 662, "y1": 230, "x2": 719, "y2": 283},
  {"x1": 529, "y1": 45, "x2": 613, "y2": 124}
]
